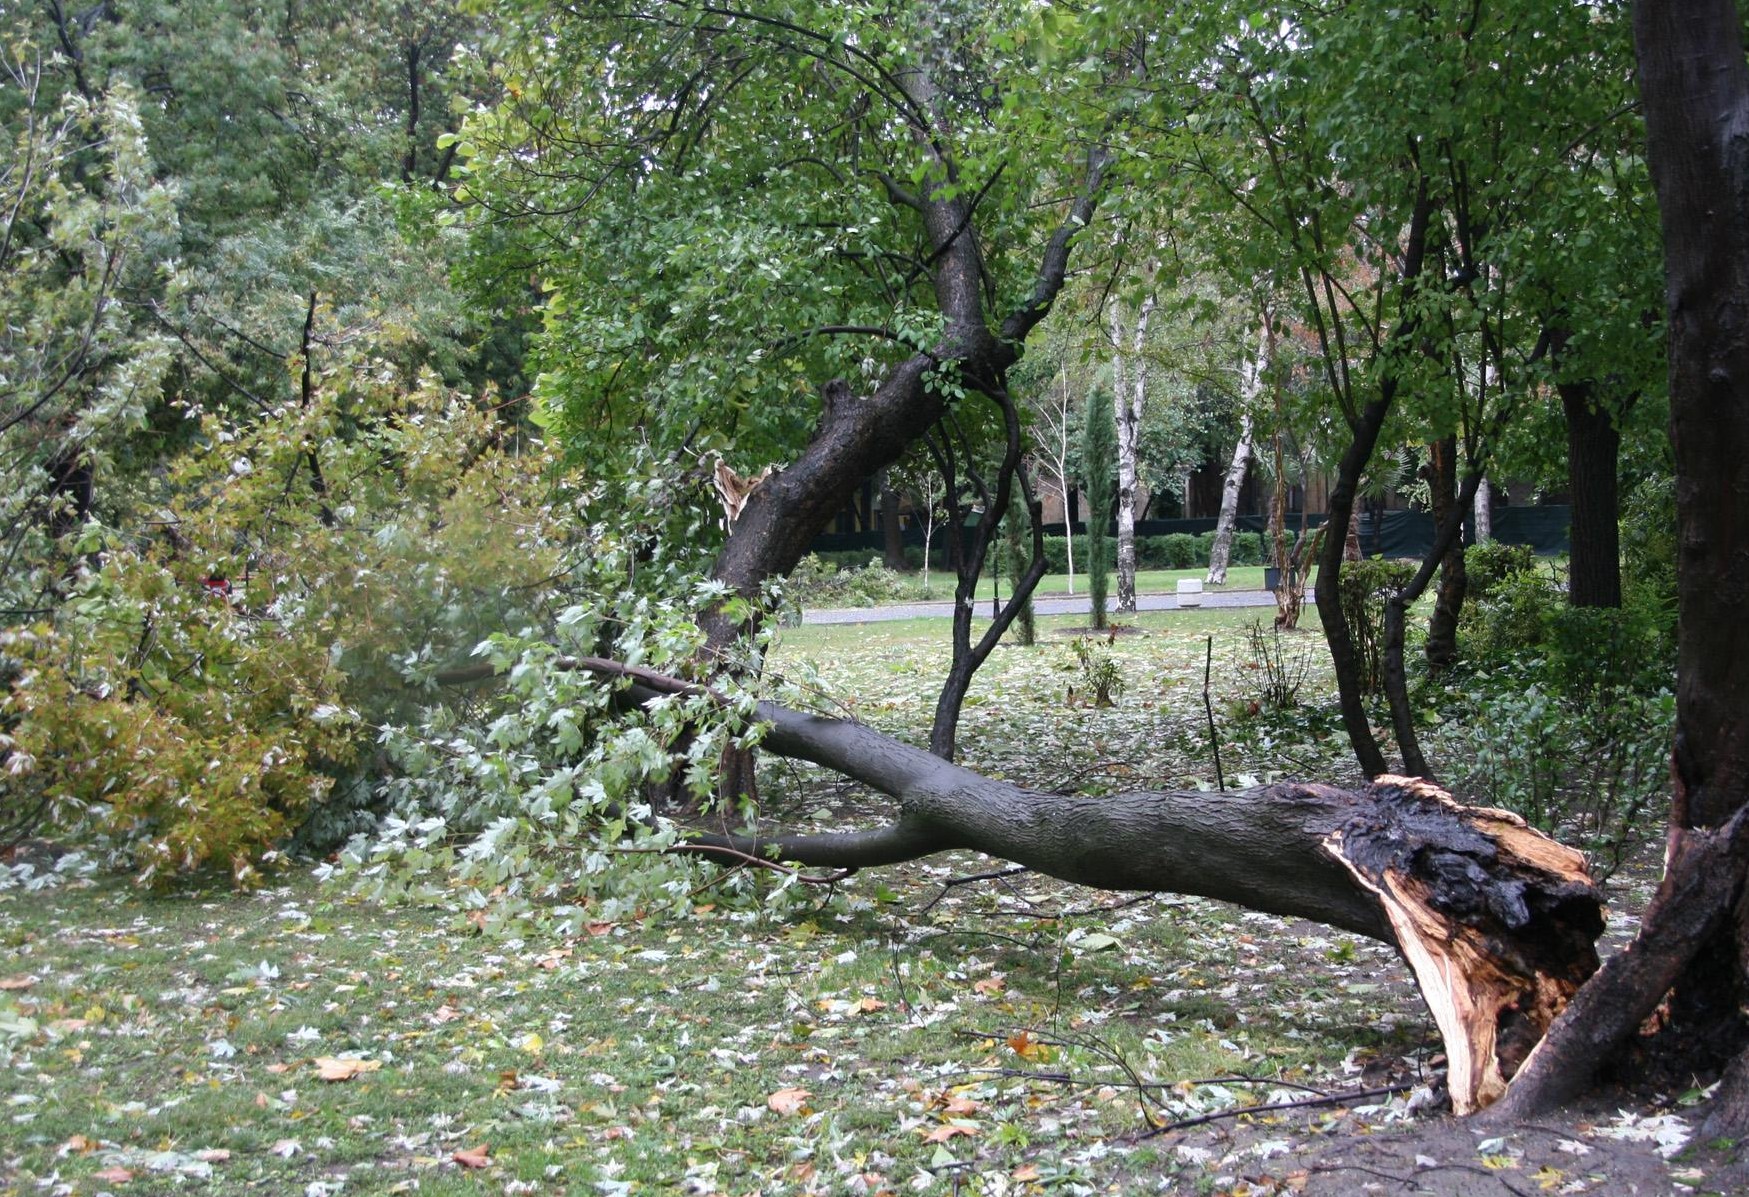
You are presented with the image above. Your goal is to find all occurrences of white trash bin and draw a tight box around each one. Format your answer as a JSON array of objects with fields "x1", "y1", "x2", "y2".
[{"x1": 1176, "y1": 578, "x2": 1204, "y2": 608}]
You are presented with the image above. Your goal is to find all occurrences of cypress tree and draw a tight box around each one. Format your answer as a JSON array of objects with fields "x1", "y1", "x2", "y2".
[
  {"x1": 1005, "y1": 485, "x2": 1036, "y2": 645},
  {"x1": 1081, "y1": 387, "x2": 1116, "y2": 631}
]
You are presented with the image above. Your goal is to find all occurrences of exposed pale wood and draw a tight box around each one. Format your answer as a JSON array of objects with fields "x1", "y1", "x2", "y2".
[{"x1": 1321, "y1": 776, "x2": 1602, "y2": 1113}]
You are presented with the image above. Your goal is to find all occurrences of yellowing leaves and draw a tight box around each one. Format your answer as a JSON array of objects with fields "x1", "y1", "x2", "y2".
[
  {"x1": 313, "y1": 1056, "x2": 381, "y2": 1082},
  {"x1": 1007, "y1": 1031, "x2": 1054, "y2": 1062}
]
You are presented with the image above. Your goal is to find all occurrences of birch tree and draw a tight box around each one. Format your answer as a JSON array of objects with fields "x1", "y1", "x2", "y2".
[
  {"x1": 1207, "y1": 317, "x2": 1271, "y2": 584},
  {"x1": 1109, "y1": 289, "x2": 1156, "y2": 613}
]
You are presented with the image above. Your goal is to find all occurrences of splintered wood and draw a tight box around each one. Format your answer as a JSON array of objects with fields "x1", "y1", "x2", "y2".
[{"x1": 1323, "y1": 775, "x2": 1604, "y2": 1113}]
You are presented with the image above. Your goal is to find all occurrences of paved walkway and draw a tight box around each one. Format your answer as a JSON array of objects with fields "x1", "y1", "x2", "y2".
[{"x1": 803, "y1": 586, "x2": 1311, "y2": 625}]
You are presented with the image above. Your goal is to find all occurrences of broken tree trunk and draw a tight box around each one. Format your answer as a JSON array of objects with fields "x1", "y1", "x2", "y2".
[{"x1": 580, "y1": 657, "x2": 1604, "y2": 1115}]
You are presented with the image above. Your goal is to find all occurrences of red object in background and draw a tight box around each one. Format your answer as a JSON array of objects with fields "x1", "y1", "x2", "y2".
[{"x1": 202, "y1": 575, "x2": 232, "y2": 598}]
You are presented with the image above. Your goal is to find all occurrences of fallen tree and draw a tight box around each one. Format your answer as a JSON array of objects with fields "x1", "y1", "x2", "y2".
[{"x1": 567, "y1": 654, "x2": 1604, "y2": 1116}]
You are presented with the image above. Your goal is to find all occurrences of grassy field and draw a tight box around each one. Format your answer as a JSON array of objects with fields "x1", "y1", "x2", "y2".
[{"x1": 0, "y1": 608, "x2": 1707, "y2": 1196}]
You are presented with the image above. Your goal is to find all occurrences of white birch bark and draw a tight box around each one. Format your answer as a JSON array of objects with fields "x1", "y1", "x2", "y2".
[
  {"x1": 1207, "y1": 320, "x2": 1270, "y2": 584},
  {"x1": 1112, "y1": 292, "x2": 1156, "y2": 614},
  {"x1": 1053, "y1": 367, "x2": 1076, "y2": 593},
  {"x1": 1474, "y1": 360, "x2": 1495, "y2": 542}
]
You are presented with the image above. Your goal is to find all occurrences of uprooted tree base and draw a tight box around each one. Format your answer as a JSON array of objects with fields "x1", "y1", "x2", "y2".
[{"x1": 578, "y1": 657, "x2": 1604, "y2": 1115}]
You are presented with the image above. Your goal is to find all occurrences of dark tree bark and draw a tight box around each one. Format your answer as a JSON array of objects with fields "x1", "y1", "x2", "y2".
[
  {"x1": 924, "y1": 405, "x2": 1048, "y2": 759},
  {"x1": 577, "y1": 656, "x2": 1604, "y2": 1116},
  {"x1": 698, "y1": 144, "x2": 1109, "y2": 656},
  {"x1": 1315, "y1": 394, "x2": 1396, "y2": 779},
  {"x1": 1490, "y1": 0, "x2": 1749, "y2": 1128},
  {"x1": 1424, "y1": 437, "x2": 1467, "y2": 670},
  {"x1": 403, "y1": 39, "x2": 422, "y2": 184},
  {"x1": 1558, "y1": 377, "x2": 1624, "y2": 608},
  {"x1": 1312, "y1": 187, "x2": 1432, "y2": 781},
  {"x1": 879, "y1": 469, "x2": 906, "y2": 571},
  {"x1": 1381, "y1": 463, "x2": 1485, "y2": 780}
]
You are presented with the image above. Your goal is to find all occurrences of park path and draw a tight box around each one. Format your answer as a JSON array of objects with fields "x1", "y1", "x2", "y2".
[{"x1": 803, "y1": 586, "x2": 1311, "y2": 625}]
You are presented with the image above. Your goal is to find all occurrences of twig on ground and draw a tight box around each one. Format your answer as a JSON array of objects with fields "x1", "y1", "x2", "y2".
[
  {"x1": 912, "y1": 928, "x2": 1049, "y2": 953},
  {"x1": 1203, "y1": 634, "x2": 1226, "y2": 791},
  {"x1": 1137, "y1": 1082, "x2": 1412, "y2": 1138},
  {"x1": 887, "y1": 940, "x2": 916, "y2": 1020},
  {"x1": 920, "y1": 865, "x2": 1031, "y2": 915},
  {"x1": 610, "y1": 841, "x2": 853, "y2": 884}
]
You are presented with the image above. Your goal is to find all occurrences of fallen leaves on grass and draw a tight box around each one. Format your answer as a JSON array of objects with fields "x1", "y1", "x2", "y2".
[
  {"x1": 767, "y1": 1087, "x2": 811, "y2": 1115},
  {"x1": 921, "y1": 1122, "x2": 979, "y2": 1143},
  {"x1": 1007, "y1": 1031, "x2": 1053, "y2": 1062},
  {"x1": 452, "y1": 1144, "x2": 492, "y2": 1169},
  {"x1": 313, "y1": 1056, "x2": 381, "y2": 1081}
]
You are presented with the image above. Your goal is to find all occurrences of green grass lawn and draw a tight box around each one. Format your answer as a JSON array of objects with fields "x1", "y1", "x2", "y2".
[
  {"x1": 0, "y1": 856, "x2": 1416, "y2": 1196},
  {"x1": 0, "y1": 608, "x2": 1401, "y2": 1197},
  {"x1": 14, "y1": 608, "x2": 1690, "y2": 1196}
]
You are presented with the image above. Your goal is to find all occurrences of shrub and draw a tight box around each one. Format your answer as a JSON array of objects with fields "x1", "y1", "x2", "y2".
[
  {"x1": 1440, "y1": 677, "x2": 1671, "y2": 879},
  {"x1": 1464, "y1": 541, "x2": 1537, "y2": 603},
  {"x1": 1231, "y1": 531, "x2": 1265, "y2": 566},
  {"x1": 902, "y1": 544, "x2": 949, "y2": 571},
  {"x1": 1621, "y1": 475, "x2": 1677, "y2": 617},
  {"x1": 1082, "y1": 389, "x2": 1116, "y2": 629},
  {"x1": 785, "y1": 556, "x2": 908, "y2": 608},
  {"x1": 812, "y1": 549, "x2": 883, "y2": 572},
  {"x1": 1, "y1": 559, "x2": 356, "y2": 887},
  {"x1": 1459, "y1": 565, "x2": 1561, "y2": 665},
  {"x1": 1161, "y1": 533, "x2": 1200, "y2": 569},
  {"x1": 1238, "y1": 619, "x2": 1312, "y2": 709},
  {"x1": 1071, "y1": 636, "x2": 1126, "y2": 706},
  {"x1": 3, "y1": 377, "x2": 613, "y2": 882},
  {"x1": 1337, "y1": 557, "x2": 1416, "y2": 695}
]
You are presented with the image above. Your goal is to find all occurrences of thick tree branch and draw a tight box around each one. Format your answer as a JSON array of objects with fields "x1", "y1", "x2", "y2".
[{"x1": 556, "y1": 654, "x2": 1602, "y2": 1115}]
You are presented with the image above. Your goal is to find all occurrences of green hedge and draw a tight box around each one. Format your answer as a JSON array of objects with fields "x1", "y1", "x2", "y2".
[
  {"x1": 1033, "y1": 530, "x2": 1263, "y2": 573},
  {"x1": 870, "y1": 530, "x2": 1268, "y2": 577}
]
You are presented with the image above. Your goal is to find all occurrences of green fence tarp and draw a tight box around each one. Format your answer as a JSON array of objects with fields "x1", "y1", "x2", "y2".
[{"x1": 812, "y1": 506, "x2": 1569, "y2": 559}]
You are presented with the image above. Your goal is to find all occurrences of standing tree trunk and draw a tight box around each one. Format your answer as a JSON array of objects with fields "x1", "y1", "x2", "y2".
[
  {"x1": 1489, "y1": 0, "x2": 1749, "y2": 1128},
  {"x1": 698, "y1": 139, "x2": 1111, "y2": 657},
  {"x1": 879, "y1": 469, "x2": 907, "y2": 571},
  {"x1": 1209, "y1": 320, "x2": 1269, "y2": 585},
  {"x1": 1559, "y1": 377, "x2": 1625, "y2": 608},
  {"x1": 1424, "y1": 436, "x2": 1467, "y2": 670},
  {"x1": 1083, "y1": 385, "x2": 1117, "y2": 631},
  {"x1": 1382, "y1": 463, "x2": 1486, "y2": 780},
  {"x1": 1111, "y1": 293, "x2": 1156, "y2": 614},
  {"x1": 1474, "y1": 476, "x2": 1493, "y2": 542},
  {"x1": 1003, "y1": 484, "x2": 1036, "y2": 646},
  {"x1": 1313, "y1": 185, "x2": 1431, "y2": 780}
]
